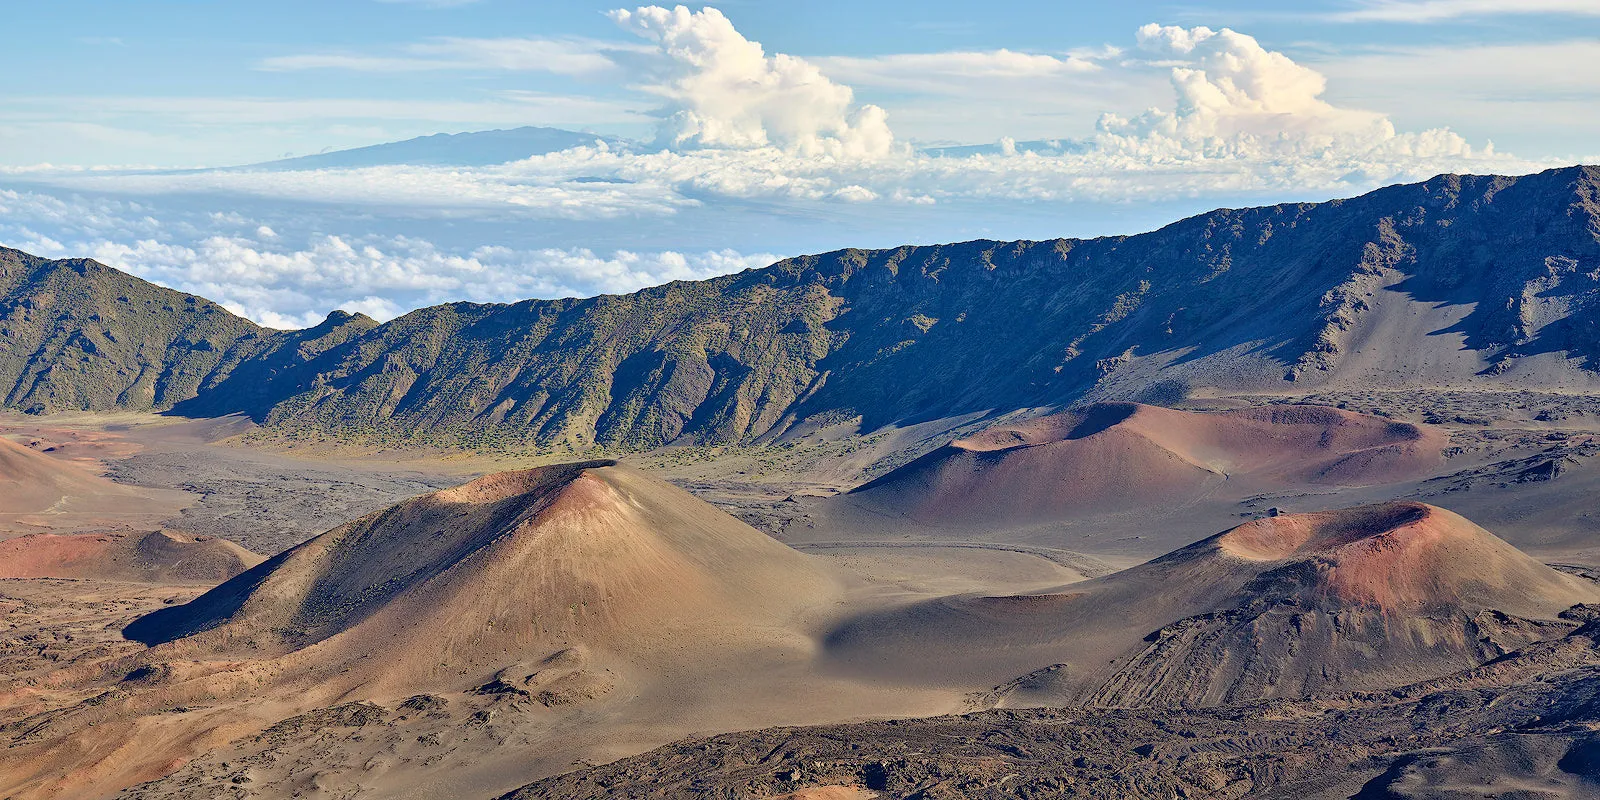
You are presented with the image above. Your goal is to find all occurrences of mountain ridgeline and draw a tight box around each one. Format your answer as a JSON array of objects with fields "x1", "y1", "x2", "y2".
[
  {"x1": 2, "y1": 165, "x2": 1598, "y2": 449},
  {"x1": 0, "y1": 249, "x2": 265, "y2": 413}
]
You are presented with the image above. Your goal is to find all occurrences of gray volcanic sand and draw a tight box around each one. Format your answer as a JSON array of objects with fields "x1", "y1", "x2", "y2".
[
  {"x1": 104, "y1": 417, "x2": 468, "y2": 555},
  {"x1": 3, "y1": 391, "x2": 1600, "y2": 799},
  {"x1": 0, "y1": 413, "x2": 465, "y2": 555},
  {"x1": 745, "y1": 392, "x2": 1600, "y2": 574}
]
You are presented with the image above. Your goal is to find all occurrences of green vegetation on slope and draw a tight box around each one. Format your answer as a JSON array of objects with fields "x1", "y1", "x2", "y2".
[
  {"x1": 0, "y1": 249, "x2": 265, "y2": 413},
  {"x1": 4, "y1": 166, "x2": 1599, "y2": 449}
]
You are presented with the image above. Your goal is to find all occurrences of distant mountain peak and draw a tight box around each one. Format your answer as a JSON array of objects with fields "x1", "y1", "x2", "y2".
[{"x1": 247, "y1": 126, "x2": 630, "y2": 170}]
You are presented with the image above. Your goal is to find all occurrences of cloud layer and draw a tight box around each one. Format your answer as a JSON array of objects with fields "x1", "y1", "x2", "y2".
[
  {"x1": 261, "y1": 37, "x2": 632, "y2": 77},
  {"x1": 0, "y1": 186, "x2": 777, "y2": 328},
  {"x1": 1333, "y1": 0, "x2": 1600, "y2": 21}
]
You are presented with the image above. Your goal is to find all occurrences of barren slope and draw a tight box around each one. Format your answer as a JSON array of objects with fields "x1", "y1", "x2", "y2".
[
  {"x1": 0, "y1": 461, "x2": 896, "y2": 800},
  {"x1": 510, "y1": 632, "x2": 1600, "y2": 800},
  {"x1": 826, "y1": 502, "x2": 1597, "y2": 706},
  {"x1": 125, "y1": 460, "x2": 840, "y2": 693},
  {"x1": 843, "y1": 403, "x2": 1444, "y2": 527},
  {"x1": 0, "y1": 529, "x2": 260, "y2": 583},
  {"x1": 0, "y1": 436, "x2": 144, "y2": 515},
  {"x1": 0, "y1": 436, "x2": 186, "y2": 530}
]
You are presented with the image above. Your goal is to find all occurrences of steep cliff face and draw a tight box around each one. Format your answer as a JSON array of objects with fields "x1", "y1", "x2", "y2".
[{"x1": 5, "y1": 166, "x2": 1599, "y2": 448}]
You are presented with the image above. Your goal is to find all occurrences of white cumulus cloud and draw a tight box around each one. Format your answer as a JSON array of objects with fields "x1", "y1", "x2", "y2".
[
  {"x1": 609, "y1": 5, "x2": 897, "y2": 157},
  {"x1": 820, "y1": 49, "x2": 1100, "y2": 91},
  {"x1": 1096, "y1": 24, "x2": 1480, "y2": 162}
]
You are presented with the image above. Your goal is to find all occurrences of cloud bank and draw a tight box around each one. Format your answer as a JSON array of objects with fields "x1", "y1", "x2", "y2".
[{"x1": 0, "y1": 187, "x2": 777, "y2": 328}]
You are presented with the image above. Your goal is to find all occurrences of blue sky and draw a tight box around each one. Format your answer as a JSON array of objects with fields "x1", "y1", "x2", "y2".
[
  {"x1": 1, "y1": 1, "x2": 1597, "y2": 326},
  {"x1": 6, "y1": 0, "x2": 1597, "y2": 164}
]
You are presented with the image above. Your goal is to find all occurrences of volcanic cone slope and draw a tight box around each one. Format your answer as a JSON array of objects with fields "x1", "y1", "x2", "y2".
[
  {"x1": 125, "y1": 460, "x2": 839, "y2": 692},
  {"x1": 826, "y1": 502, "x2": 1597, "y2": 707},
  {"x1": 845, "y1": 403, "x2": 1444, "y2": 526},
  {"x1": 0, "y1": 436, "x2": 152, "y2": 516},
  {"x1": 0, "y1": 529, "x2": 261, "y2": 582}
]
